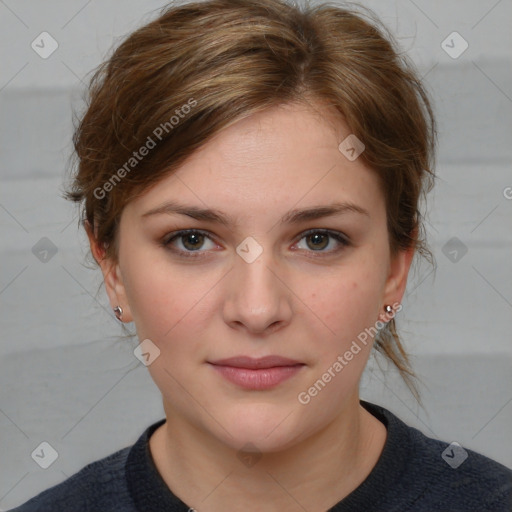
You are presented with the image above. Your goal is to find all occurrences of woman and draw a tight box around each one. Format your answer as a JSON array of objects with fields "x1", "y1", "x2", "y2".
[{"x1": 10, "y1": 0, "x2": 511, "y2": 510}]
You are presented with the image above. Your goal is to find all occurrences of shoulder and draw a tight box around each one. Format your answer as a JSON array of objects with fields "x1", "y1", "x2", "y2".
[
  {"x1": 371, "y1": 401, "x2": 512, "y2": 512},
  {"x1": 410, "y1": 432, "x2": 512, "y2": 511},
  {"x1": 7, "y1": 446, "x2": 136, "y2": 512}
]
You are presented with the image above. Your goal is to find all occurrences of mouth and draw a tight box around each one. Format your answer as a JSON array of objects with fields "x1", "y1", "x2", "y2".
[{"x1": 207, "y1": 356, "x2": 305, "y2": 390}]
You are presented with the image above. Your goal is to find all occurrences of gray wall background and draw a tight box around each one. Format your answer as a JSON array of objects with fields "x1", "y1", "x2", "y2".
[{"x1": 1, "y1": 0, "x2": 511, "y2": 509}]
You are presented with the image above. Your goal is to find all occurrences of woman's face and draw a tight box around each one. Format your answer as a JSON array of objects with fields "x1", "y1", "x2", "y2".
[{"x1": 97, "y1": 102, "x2": 413, "y2": 452}]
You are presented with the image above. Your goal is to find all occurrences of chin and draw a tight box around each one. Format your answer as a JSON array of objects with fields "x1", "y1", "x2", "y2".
[{"x1": 211, "y1": 403, "x2": 309, "y2": 453}]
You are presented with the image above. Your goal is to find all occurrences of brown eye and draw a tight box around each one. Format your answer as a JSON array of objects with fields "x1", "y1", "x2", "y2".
[
  {"x1": 295, "y1": 229, "x2": 350, "y2": 255},
  {"x1": 305, "y1": 232, "x2": 330, "y2": 251},
  {"x1": 181, "y1": 232, "x2": 205, "y2": 251},
  {"x1": 163, "y1": 229, "x2": 217, "y2": 258}
]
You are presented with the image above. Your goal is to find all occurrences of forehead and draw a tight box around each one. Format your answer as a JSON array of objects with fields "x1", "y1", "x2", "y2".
[
  {"x1": 189, "y1": 102, "x2": 350, "y2": 173},
  {"x1": 125, "y1": 102, "x2": 384, "y2": 221}
]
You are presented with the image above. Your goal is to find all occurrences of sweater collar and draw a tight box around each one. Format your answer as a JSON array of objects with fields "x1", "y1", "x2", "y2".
[{"x1": 126, "y1": 400, "x2": 412, "y2": 511}]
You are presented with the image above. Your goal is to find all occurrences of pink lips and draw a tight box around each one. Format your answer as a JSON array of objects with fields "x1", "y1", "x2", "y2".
[{"x1": 207, "y1": 356, "x2": 305, "y2": 390}]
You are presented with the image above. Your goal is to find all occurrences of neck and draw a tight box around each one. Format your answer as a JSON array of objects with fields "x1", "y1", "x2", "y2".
[{"x1": 149, "y1": 396, "x2": 387, "y2": 512}]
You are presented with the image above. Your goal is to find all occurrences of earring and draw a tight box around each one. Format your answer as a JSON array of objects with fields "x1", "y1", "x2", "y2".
[
  {"x1": 381, "y1": 304, "x2": 395, "y2": 323},
  {"x1": 113, "y1": 305, "x2": 123, "y2": 321}
]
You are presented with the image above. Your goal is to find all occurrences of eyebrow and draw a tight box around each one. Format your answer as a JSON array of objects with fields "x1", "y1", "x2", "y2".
[{"x1": 141, "y1": 200, "x2": 370, "y2": 226}]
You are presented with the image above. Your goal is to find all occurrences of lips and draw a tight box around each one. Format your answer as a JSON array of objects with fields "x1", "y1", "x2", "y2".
[
  {"x1": 208, "y1": 355, "x2": 303, "y2": 369},
  {"x1": 207, "y1": 356, "x2": 305, "y2": 390}
]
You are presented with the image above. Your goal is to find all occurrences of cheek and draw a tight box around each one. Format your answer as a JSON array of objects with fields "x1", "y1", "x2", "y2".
[
  {"x1": 120, "y1": 244, "x2": 213, "y2": 342},
  {"x1": 310, "y1": 264, "x2": 384, "y2": 352},
  {"x1": 297, "y1": 270, "x2": 383, "y2": 410},
  {"x1": 127, "y1": 276, "x2": 200, "y2": 341}
]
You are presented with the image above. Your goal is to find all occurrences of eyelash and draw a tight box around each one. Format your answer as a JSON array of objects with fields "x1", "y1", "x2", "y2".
[{"x1": 161, "y1": 228, "x2": 350, "y2": 259}]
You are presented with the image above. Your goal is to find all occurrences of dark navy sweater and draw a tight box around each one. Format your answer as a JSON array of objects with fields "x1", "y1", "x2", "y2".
[{"x1": 9, "y1": 401, "x2": 512, "y2": 511}]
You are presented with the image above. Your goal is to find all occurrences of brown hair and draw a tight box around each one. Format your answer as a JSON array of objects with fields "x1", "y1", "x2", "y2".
[{"x1": 65, "y1": 0, "x2": 437, "y2": 400}]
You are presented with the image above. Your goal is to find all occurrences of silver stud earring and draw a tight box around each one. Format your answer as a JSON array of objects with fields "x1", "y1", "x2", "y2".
[
  {"x1": 113, "y1": 305, "x2": 123, "y2": 321},
  {"x1": 384, "y1": 305, "x2": 393, "y2": 315}
]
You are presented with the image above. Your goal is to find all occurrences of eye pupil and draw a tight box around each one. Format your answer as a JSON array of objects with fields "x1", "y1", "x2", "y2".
[
  {"x1": 307, "y1": 233, "x2": 328, "y2": 250},
  {"x1": 183, "y1": 233, "x2": 203, "y2": 250}
]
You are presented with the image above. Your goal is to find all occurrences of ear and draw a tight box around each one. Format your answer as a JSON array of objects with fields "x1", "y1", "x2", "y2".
[
  {"x1": 380, "y1": 227, "x2": 417, "y2": 319},
  {"x1": 85, "y1": 220, "x2": 133, "y2": 323}
]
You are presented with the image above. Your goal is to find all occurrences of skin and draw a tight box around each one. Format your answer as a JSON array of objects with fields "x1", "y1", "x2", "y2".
[{"x1": 87, "y1": 101, "x2": 415, "y2": 511}]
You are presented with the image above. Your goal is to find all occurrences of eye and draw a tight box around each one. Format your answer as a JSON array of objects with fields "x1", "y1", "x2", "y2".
[
  {"x1": 294, "y1": 229, "x2": 350, "y2": 255},
  {"x1": 162, "y1": 229, "x2": 217, "y2": 258},
  {"x1": 162, "y1": 228, "x2": 350, "y2": 259}
]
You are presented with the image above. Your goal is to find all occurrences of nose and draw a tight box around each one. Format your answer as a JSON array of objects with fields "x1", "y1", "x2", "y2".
[{"x1": 222, "y1": 247, "x2": 293, "y2": 336}]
